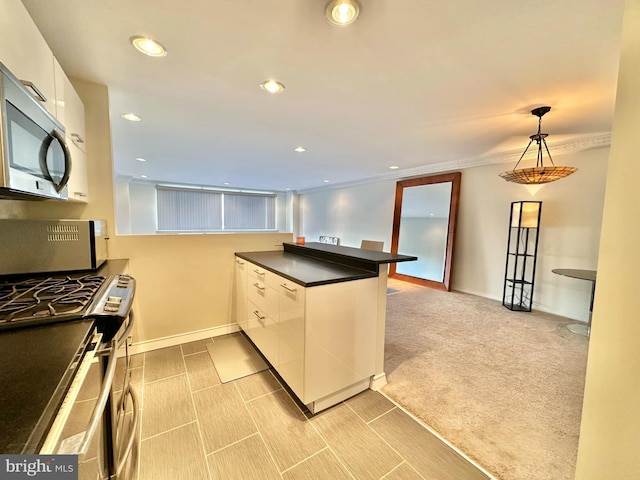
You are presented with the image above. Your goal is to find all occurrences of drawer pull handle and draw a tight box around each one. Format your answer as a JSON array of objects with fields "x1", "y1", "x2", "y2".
[
  {"x1": 253, "y1": 269, "x2": 265, "y2": 275},
  {"x1": 280, "y1": 283, "x2": 297, "y2": 293},
  {"x1": 253, "y1": 311, "x2": 266, "y2": 325},
  {"x1": 70, "y1": 132, "x2": 85, "y2": 144},
  {"x1": 236, "y1": 259, "x2": 245, "y2": 265},
  {"x1": 253, "y1": 283, "x2": 265, "y2": 291},
  {"x1": 20, "y1": 80, "x2": 47, "y2": 102}
]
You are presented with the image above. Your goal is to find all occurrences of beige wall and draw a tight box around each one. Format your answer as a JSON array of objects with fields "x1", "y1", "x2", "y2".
[{"x1": 575, "y1": 0, "x2": 640, "y2": 477}]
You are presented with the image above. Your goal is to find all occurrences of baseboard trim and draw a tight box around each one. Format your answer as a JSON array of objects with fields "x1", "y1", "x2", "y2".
[
  {"x1": 126, "y1": 323, "x2": 240, "y2": 356},
  {"x1": 369, "y1": 372, "x2": 387, "y2": 390}
]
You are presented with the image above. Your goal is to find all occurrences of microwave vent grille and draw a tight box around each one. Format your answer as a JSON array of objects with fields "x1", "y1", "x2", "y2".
[{"x1": 47, "y1": 224, "x2": 79, "y2": 242}]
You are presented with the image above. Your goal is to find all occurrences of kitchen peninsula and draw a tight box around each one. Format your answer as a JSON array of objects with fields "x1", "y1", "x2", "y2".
[{"x1": 234, "y1": 242, "x2": 416, "y2": 412}]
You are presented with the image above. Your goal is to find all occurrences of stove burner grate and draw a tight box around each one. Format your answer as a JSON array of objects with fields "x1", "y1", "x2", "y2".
[{"x1": 0, "y1": 275, "x2": 105, "y2": 324}]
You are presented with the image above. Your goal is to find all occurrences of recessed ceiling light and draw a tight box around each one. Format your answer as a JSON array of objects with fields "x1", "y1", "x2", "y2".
[
  {"x1": 121, "y1": 112, "x2": 141, "y2": 122},
  {"x1": 130, "y1": 36, "x2": 167, "y2": 57},
  {"x1": 260, "y1": 80, "x2": 285, "y2": 94},
  {"x1": 140, "y1": 174, "x2": 147, "y2": 178},
  {"x1": 294, "y1": 146, "x2": 306, "y2": 153},
  {"x1": 323, "y1": 180, "x2": 330, "y2": 183},
  {"x1": 389, "y1": 165, "x2": 399, "y2": 170},
  {"x1": 223, "y1": 182, "x2": 230, "y2": 186},
  {"x1": 136, "y1": 157, "x2": 147, "y2": 162},
  {"x1": 325, "y1": 0, "x2": 360, "y2": 26}
]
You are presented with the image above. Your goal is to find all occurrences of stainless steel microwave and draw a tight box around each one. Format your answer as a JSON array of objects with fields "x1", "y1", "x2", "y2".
[
  {"x1": 0, "y1": 62, "x2": 71, "y2": 200},
  {"x1": 0, "y1": 219, "x2": 107, "y2": 275}
]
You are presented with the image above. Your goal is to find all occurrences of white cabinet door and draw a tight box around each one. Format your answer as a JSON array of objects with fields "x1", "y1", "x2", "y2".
[
  {"x1": 278, "y1": 281, "x2": 305, "y2": 400},
  {"x1": 304, "y1": 278, "x2": 378, "y2": 403},
  {"x1": 54, "y1": 63, "x2": 88, "y2": 202},
  {"x1": 0, "y1": 0, "x2": 56, "y2": 116}
]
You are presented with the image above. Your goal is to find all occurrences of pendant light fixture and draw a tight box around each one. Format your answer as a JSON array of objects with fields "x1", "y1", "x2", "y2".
[
  {"x1": 325, "y1": 0, "x2": 360, "y2": 26},
  {"x1": 499, "y1": 106, "x2": 577, "y2": 184}
]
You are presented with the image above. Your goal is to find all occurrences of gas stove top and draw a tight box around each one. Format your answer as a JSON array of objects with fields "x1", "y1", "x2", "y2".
[{"x1": 0, "y1": 272, "x2": 135, "y2": 340}]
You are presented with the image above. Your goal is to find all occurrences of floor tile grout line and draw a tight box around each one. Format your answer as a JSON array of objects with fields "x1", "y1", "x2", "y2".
[
  {"x1": 375, "y1": 389, "x2": 496, "y2": 479},
  {"x1": 342, "y1": 400, "x2": 414, "y2": 477},
  {"x1": 139, "y1": 419, "x2": 199, "y2": 443},
  {"x1": 180, "y1": 349, "x2": 214, "y2": 480},
  {"x1": 304, "y1": 417, "x2": 357, "y2": 480},
  {"x1": 142, "y1": 370, "x2": 187, "y2": 386},
  {"x1": 233, "y1": 381, "x2": 286, "y2": 478},
  {"x1": 380, "y1": 461, "x2": 426, "y2": 480},
  {"x1": 242, "y1": 385, "x2": 285, "y2": 403},
  {"x1": 278, "y1": 446, "x2": 333, "y2": 475}
]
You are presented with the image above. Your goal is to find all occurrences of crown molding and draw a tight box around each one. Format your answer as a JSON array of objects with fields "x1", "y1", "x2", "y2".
[{"x1": 296, "y1": 133, "x2": 611, "y2": 195}]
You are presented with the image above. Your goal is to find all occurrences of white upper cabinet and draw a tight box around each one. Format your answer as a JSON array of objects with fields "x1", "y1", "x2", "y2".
[
  {"x1": 0, "y1": 0, "x2": 56, "y2": 116},
  {"x1": 54, "y1": 59, "x2": 88, "y2": 202}
]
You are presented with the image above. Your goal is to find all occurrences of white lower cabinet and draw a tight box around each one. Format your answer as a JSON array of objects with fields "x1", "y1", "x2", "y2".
[
  {"x1": 235, "y1": 257, "x2": 378, "y2": 411},
  {"x1": 233, "y1": 258, "x2": 248, "y2": 332}
]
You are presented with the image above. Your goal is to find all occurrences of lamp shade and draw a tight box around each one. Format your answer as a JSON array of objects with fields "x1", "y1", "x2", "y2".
[{"x1": 511, "y1": 201, "x2": 541, "y2": 228}]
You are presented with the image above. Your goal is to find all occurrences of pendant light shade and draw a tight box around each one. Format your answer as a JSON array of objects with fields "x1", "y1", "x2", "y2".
[{"x1": 499, "y1": 106, "x2": 577, "y2": 185}]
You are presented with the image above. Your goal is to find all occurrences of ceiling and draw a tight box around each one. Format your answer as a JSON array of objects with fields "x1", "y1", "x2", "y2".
[{"x1": 22, "y1": 0, "x2": 624, "y2": 193}]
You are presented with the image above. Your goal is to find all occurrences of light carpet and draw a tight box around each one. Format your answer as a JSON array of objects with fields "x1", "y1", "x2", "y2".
[{"x1": 381, "y1": 278, "x2": 589, "y2": 480}]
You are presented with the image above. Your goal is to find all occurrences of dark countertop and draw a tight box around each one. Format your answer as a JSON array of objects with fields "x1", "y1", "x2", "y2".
[
  {"x1": 235, "y1": 250, "x2": 378, "y2": 287},
  {"x1": 0, "y1": 319, "x2": 95, "y2": 454},
  {"x1": 284, "y1": 242, "x2": 417, "y2": 266},
  {"x1": 236, "y1": 243, "x2": 417, "y2": 287}
]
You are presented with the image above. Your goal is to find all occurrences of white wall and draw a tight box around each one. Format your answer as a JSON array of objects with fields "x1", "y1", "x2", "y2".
[
  {"x1": 300, "y1": 180, "x2": 397, "y2": 249},
  {"x1": 576, "y1": 0, "x2": 640, "y2": 476},
  {"x1": 299, "y1": 145, "x2": 609, "y2": 321}
]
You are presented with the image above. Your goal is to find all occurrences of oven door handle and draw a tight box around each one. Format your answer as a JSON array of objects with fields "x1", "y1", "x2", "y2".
[
  {"x1": 78, "y1": 338, "x2": 118, "y2": 454},
  {"x1": 116, "y1": 310, "x2": 135, "y2": 349},
  {"x1": 113, "y1": 385, "x2": 139, "y2": 477}
]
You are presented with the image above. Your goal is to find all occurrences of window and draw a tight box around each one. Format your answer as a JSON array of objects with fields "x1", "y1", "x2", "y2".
[{"x1": 156, "y1": 186, "x2": 276, "y2": 232}]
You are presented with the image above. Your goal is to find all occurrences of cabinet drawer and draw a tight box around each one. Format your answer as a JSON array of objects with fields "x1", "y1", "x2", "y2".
[
  {"x1": 247, "y1": 277, "x2": 279, "y2": 320},
  {"x1": 247, "y1": 301, "x2": 278, "y2": 366}
]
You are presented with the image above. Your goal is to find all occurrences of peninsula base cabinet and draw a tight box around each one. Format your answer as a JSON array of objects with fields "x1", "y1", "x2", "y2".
[{"x1": 235, "y1": 257, "x2": 378, "y2": 413}]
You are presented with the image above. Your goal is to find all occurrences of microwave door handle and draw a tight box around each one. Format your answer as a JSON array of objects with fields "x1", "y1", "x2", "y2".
[{"x1": 52, "y1": 129, "x2": 71, "y2": 193}]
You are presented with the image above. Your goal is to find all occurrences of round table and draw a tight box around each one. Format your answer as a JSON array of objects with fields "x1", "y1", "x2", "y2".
[{"x1": 552, "y1": 268, "x2": 597, "y2": 337}]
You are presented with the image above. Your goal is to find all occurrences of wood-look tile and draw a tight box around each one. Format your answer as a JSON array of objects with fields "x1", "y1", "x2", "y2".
[
  {"x1": 247, "y1": 389, "x2": 326, "y2": 471},
  {"x1": 129, "y1": 353, "x2": 144, "y2": 369},
  {"x1": 181, "y1": 338, "x2": 213, "y2": 356},
  {"x1": 184, "y1": 351, "x2": 221, "y2": 391},
  {"x1": 193, "y1": 383, "x2": 257, "y2": 453},
  {"x1": 78, "y1": 458, "x2": 98, "y2": 480},
  {"x1": 282, "y1": 448, "x2": 352, "y2": 480},
  {"x1": 114, "y1": 366, "x2": 143, "y2": 396},
  {"x1": 208, "y1": 434, "x2": 280, "y2": 480},
  {"x1": 382, "y1": 462, "x2": 424, "y2": 480},
  {"x1": 141, "y1": 374, "x2": 195, "y2": 439},
  {"x1": 235, "y1": 370, "x2": 282, "y2": 401},
  {"x1": 311, "y1": 403, "x2": 402, "y2": 479},
  {"x1": 144, "y1": 346, "x2": 185, "y2": 383},
  {"x1": 346, "y1": 390, "x2": 396, "y2": 423},
  {"x1": 371, "y1": 408, "x2": 489, "y2": 480},
  {"x1": 139, "y1": 422, "x2": 209, "y2": 479}
]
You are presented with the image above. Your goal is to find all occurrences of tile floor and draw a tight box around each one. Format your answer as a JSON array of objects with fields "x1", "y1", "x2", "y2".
[{"x1": 77, "y1": 334, "x2": 491, "y2": 479}]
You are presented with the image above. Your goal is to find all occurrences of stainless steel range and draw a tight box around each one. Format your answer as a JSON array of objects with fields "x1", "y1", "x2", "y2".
[{"x1": 0, "y1": 220, "x2": 138, "y2": 480}]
